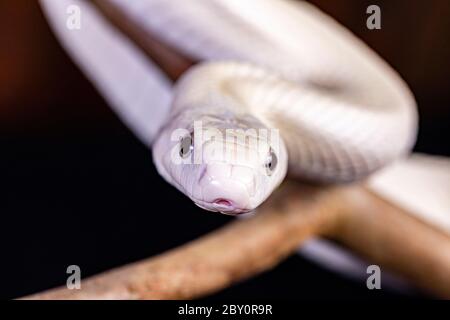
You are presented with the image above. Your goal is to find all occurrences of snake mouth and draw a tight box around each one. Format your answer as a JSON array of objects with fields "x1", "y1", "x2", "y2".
[
  {"x1": 193, "y1": 199, "x2": 252, "y2": 215},
  {"x1": 213, "y1": 198, "x2": 253, "y2": 215},
  {"x1": 214, "y1": 198, "x2": 233, "y2": 207}
]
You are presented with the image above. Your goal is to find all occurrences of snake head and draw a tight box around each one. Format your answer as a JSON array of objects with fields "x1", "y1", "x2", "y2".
[{"x1": 153, "y1": 113, "x2": 288, "y2": 215}]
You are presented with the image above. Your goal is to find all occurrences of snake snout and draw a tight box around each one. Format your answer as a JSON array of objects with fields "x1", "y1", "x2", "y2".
[
  {"x1": 203, "y1": 180, "x2": 252, "y2": 214},
  {"x1": 212, "y1": 198, "x2": 245, "y2": 215},
  {"x1": 197, "y1": 163, "x2": 258, "y2": 214}
]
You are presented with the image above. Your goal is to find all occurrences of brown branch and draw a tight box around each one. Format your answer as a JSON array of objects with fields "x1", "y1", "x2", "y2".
[
  {"x1": 331, "y1": 186, "x2": 450, "y2": 298},
  {"x1": 23, "y1": 181, "x2": 450, "y2": 299}
]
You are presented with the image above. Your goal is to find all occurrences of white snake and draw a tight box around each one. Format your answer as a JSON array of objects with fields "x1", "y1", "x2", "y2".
[{"x1": 41, "y1": 0, "x2": 418, "y2": 215}]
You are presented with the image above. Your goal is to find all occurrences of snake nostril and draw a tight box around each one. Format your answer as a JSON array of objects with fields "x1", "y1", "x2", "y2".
[{"x1": 214, "y1": 198, "x2": 233, "y2": 207}]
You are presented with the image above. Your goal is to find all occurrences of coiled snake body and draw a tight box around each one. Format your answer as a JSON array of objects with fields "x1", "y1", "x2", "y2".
[
  {"x1": 43, "y1": 0, "x2": 418, "y2": 214},
  {"x1": 148, "y1": 0, "x2": 417, "y2": 214}
]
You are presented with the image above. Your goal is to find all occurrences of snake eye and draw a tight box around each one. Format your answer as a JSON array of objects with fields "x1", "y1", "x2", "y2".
[
  {"x1": 264, "y1": 148, "x2": 277, "y2": 176},
  {"x1": 179, "y1": 132, "x2": 194, "y2": 159}
]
